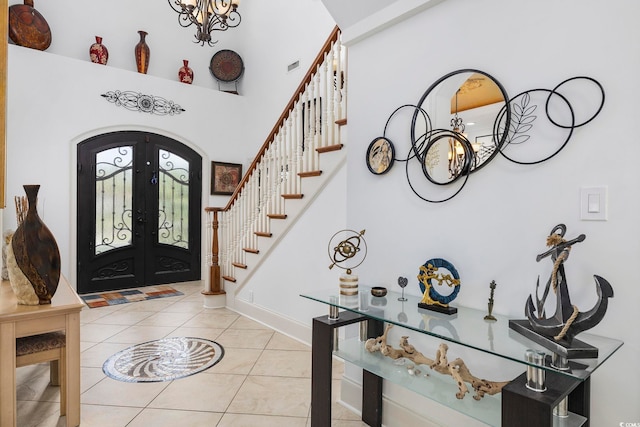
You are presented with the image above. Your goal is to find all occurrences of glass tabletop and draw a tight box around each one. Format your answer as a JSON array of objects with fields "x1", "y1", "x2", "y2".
[{"x1": 301, "y1": 287, "x2": 623, "y2": 380}]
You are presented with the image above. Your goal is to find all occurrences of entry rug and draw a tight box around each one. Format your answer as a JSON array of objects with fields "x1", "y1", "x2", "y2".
[
  {"x1": 80, "y1": 285, "x2": 183, "y2": 308},
  {"x1": 103, "y1": 337, "x2": 224, "y2": 382}
]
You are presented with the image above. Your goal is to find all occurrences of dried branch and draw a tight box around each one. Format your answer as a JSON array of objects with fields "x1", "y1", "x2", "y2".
[{"x1": 365, "y1": 324, "x2": 509, "y2": 400}]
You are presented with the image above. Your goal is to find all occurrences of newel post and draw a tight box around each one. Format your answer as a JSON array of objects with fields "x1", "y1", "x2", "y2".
[{"x1": 203, "y1": 207, "x2": 225, "y2": 296}]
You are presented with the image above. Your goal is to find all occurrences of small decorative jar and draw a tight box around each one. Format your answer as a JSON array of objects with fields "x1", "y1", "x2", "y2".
[
  {"x1": 178, "y1": 60, "x2": 194, "y2": 84},
  {"x1": 89, "y1": 36, "x2": 109, "y2": 65}
]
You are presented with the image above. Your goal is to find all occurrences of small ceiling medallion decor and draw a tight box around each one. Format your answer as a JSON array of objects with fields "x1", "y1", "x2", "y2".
[
  {"x1": 101, "y1": 90, "x2": 185, "y2": 115},
  {"x1": 168, "y1": 0, "x2": 241, "y2": 46},
  {"x1": 103, "y1": 337, "x2": 224, "y2": 383}
]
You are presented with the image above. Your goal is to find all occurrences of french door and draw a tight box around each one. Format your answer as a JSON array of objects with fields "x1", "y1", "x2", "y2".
[{"x1": 77, "y1": 131, "x2": 202, "y2": 294}]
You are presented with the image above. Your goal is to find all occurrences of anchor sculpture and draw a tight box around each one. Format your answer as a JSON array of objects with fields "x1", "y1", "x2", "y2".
[{"x1": 524, "y1": 224, "x2": 614, "y2": 345}]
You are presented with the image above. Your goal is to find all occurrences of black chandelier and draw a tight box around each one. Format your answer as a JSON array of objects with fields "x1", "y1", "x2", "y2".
[{"x1": 168, "y1": 0, "x2": 241, "y2": 46}]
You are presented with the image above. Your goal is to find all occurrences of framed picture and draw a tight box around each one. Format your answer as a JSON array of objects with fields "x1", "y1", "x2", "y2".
[{"x1": 211, "y1": 161, "x2": 243, "y2": 195}]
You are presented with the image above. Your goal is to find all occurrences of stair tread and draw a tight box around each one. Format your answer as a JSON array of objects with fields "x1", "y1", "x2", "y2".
[
  {"x1": 299, "y1": 170, "x2": 322, "y2": 178},
  {"x1": 282, "y1": 194, "x2": 304, "y2": 199},
  {"x1": 267, "y1": 214, "x2": 288, "y2": 219},
  {"x1": 243, "y1": 247, "x2": 259, "y2": 254},
  {"x1": 316, "y1": 144, "x2": 343, "y2": 153},
  {"x1": 255, "y1": 231, "x2": 272, "y2": 237},
  {"x1": 222, "y1": 276, "x2": 237, "y2": 283},
  {"x1": 335, "y1": 118, "x2": 347, "y2": 126},
  {"x1": 232, "y1": 262, "x2": 247, "y2": 269}
]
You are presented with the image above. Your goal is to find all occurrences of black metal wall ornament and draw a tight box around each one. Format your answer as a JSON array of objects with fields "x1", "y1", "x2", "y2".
[
  {"x1": 101, "y1": 90, "x2": 186, "y2": 115},
  {"x1": 367, "y1": 69, "x2": 605, "y2": 203}
]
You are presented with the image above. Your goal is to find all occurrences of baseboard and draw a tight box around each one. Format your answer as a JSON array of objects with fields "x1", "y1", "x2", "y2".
[{"x1": 231, "y1": 298, "x2": 313, "y2": 345}]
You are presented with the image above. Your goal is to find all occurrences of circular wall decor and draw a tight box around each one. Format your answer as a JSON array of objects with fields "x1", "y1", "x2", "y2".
[
  {"x1": 209, "y1": 49, "x2": 244, "y2": 82},
  {"x1": 8, "y1": 1, "x2": 52, "y2": 51},
  {"x1": 366, "y1": 137, "x2": 395, "y2": 175},
  {"x1": 103, "y1": 337, "x2": 224, "y2": 383}
]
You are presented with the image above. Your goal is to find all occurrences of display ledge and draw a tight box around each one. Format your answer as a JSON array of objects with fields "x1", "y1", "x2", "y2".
[
  {"x1": 336, "y1": 336, "x2": 501, "y2": 425},
  {"x1": 335, "y1": 338, "x2": 587, "y2": 427},
  {"x1": 302, "y1": 287, "x2": 623, "y2": 381},
  {"x1": 552, "y1": 413, "x2": 586, "y2": 427}
]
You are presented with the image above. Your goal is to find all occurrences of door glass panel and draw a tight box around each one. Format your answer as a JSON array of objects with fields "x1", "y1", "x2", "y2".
[
  {"x1": 95, "y1": 146, "x2": 133, "y2": 255},
  {"x1": 158, "y1": 149, "x2": 189, "y2": 249}
]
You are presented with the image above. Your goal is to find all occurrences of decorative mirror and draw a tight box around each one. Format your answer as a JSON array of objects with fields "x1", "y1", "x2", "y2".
[
  {"x1": 412, "y1": 69, "x2": 510, "y2": 183},
  {"x1": 365, "y1": 137, "x2": 395, "y2": 175},
  {"x1": 369, "y1": 69, "x2": 604, "y2": 203}
]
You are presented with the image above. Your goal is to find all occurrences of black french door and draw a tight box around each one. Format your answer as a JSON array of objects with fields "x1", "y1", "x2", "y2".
[{"x1": 77, "y1": 131, "x2": 202, "y2": 294}]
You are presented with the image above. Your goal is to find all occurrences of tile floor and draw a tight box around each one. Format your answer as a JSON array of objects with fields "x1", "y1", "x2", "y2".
[{"x1": 16, "y1": 282, "x2": 366, "y2": 427}]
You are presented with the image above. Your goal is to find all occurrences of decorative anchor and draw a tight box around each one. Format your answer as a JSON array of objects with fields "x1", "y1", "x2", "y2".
[{"x1": 524, "y1": 224, "x2": 614, "y2": 345}]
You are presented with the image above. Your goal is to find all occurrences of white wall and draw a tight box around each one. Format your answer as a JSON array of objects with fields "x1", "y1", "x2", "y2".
[
  {"x1": 5, "y1": 45, "x2": 246, "y2": 285},
  {"x1": 3, "y1": 0, "x2": 336, "y2": 285},
  {"x1": 342, "y1": 0, "x2": 639, "y2": 424}
]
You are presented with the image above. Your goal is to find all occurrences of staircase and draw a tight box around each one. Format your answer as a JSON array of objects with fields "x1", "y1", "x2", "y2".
[{"x1": 204, "y1": 27, "x2": 347, "y2": 301}]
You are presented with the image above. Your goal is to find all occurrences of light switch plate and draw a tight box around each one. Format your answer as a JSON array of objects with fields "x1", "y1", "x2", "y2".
[{"x1": 580, "y1": 186, "x2": 607, "y2": 220}]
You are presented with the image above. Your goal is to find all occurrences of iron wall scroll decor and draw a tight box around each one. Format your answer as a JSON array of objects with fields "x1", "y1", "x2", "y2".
[
  {"x1": 101, "y1": 90, "x2": 185, "y2": 115},
  {"x1": 366, "y1": 70, "x2": 605, "y2": 203}
]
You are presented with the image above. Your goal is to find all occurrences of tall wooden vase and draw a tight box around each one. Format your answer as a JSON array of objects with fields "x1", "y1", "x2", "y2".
[
  {"x1": 8, "y1": 185, "x2": 61, "y2": 305},
  {"x1": 135, "y1": 30, "x2": 150, "y2": 74}
]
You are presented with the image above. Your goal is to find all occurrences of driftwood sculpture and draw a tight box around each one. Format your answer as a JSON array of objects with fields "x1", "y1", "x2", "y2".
[{"x1": 365, "y1": 324, "x2": 509, "y2": 400}]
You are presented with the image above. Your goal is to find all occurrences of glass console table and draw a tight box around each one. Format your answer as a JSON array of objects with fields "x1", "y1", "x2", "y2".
[{"x1": 301, "y1": 287, "x2": 623, "y2": 427}]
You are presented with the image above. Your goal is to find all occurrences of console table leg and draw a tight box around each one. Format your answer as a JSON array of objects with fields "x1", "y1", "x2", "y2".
[
  {"x1": 311, "y1": 317, "x2": 334, "y2": 427},
  {"x1": 361, "y1": 318, "x2": 384, "y2": 426},
  {"x1": 568, "y1": 376, "x2": 590, "y2": 426},
  {"x1": 311, "y1": 312, "x2": 368, "y2": 427}
]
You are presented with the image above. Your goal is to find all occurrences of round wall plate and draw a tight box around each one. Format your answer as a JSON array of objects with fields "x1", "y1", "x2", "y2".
[
  {"x1": 209, "y1": 50, "x2": 244, "y2": 82},
  {"x1": 8, "y1": 2, "x2": 52, "y2": 50}
]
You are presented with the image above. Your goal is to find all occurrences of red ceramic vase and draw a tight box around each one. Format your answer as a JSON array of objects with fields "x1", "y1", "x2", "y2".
[
  {"x1": 135, "y1": 30, "x2": 150, "y2": 74},
  {"x1": 178, "y1": 60, "x2": 194, "y2": 84},
  {"x1": 89, "y1": 36, "x2": 108, "y2": 65}
]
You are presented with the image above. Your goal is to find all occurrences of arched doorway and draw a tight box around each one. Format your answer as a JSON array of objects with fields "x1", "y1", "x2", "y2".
[{"x1": 76, "y1": 131, "x2": 202, "y2": 294}]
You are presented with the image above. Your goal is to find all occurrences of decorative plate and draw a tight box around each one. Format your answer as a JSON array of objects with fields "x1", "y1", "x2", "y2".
[
  {"x1": 8, "y1": 1, "x2": 52, "y2": 51},
  {"x1": 209, "y1": 50, "x2": 244, "y2": 82}
]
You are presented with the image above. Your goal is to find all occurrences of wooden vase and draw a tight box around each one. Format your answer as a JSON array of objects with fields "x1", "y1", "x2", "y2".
[
  {"x1": 9, "y1": 185, "x2": 61, "y2": 305},
  {"x1": 135, "y1": 30, "x2": 150, "y2": 74},
  {"x1": 89, "y1": 36, "x2": 109, "y2": 65},
  {"x1": 178, "y1": 60, "x2": 194, "y2": 84}
]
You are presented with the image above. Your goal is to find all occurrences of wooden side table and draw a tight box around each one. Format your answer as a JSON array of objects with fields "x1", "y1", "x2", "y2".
[{"x1": 0, "y1": 276, "x2": 83, "y2": 427}]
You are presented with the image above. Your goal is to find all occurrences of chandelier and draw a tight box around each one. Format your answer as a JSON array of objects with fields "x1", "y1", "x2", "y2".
[
  {"x1": 448, "y1": 89, "x2": 467, "y2": 179},
  {"x1": 168, "y1": 0, "x2": 241, "y2": 46}
]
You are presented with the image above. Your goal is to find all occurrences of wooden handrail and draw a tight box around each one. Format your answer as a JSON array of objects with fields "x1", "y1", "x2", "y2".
[{"x1": 219, "y1": 25, "x2": 340, "y2": 212}]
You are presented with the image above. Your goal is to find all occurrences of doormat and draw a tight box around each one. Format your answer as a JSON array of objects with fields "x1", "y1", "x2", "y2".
[
  {"x1": 80, "y1": 285, "x2": 184, "y2": 308},
  {"x1": 103, "y1": 337, "x2": 224, "y2": 383}
]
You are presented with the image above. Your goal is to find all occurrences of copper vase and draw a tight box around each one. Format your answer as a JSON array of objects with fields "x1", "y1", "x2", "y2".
[
  {"x1": 11, "y1": 185, "x2": 61, "y2": 304},
  {"x1": 90, "y1": 36, "x2": 109, "y2": 65},
  {"x1": 135, "y1": 30, "x2": 150, "y2": 74}
]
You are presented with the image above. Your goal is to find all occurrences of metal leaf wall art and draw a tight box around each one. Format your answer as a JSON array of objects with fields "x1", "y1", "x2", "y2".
[{"x1": 366, "y1": 71, "x2": 605, "y2": 203}]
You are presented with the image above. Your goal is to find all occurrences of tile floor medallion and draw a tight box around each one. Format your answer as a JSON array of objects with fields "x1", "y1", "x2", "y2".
[{"x1": 103, "y1": 336, "x2": 224, "y2": 382}]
